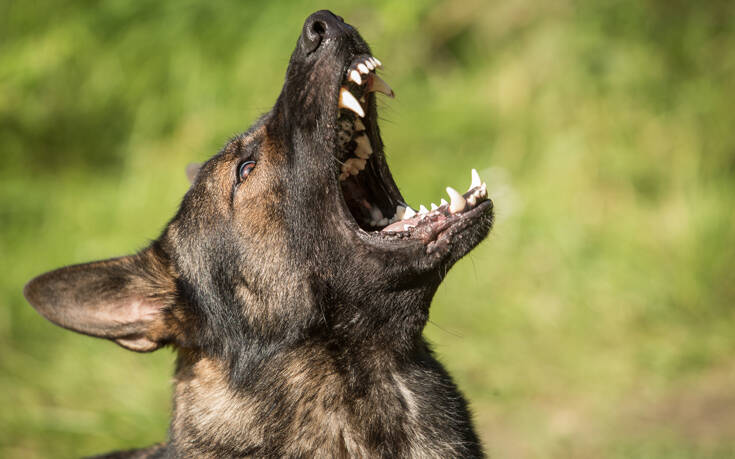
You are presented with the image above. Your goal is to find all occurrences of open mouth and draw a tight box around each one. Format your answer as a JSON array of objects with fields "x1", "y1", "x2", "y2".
[{"x1": 334, "y1": 55, "x2": 493, "y2": 253}]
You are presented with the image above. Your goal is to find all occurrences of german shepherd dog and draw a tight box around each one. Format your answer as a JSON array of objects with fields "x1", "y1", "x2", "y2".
[{"x1": 24, "y1": 10, "x2": 493, "y2": 458}]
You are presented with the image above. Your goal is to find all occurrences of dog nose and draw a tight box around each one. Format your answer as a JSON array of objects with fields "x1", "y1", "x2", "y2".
[{"x1": 301, "y1": 10, "x2": 344, "y2": 54}]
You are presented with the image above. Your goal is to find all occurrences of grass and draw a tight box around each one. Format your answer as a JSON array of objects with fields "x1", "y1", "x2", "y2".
[{"x1": 2, "y1": 0, "x2": 734, "y2": 457}]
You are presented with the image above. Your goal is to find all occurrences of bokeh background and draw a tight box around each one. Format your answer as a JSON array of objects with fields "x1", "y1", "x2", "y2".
[{"x1": 2, "y1": 0, "x2": 734, "y2": 457}]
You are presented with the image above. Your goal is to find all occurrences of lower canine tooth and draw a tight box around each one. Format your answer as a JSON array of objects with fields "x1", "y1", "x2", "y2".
[
  {"x1": 339, "y1": 87, "x2": 365, "y2": 117},
  {"x1": 446, "y1": 187, "x2": 467, "y2": 214},
  {"x1": 470, "y1": 168, "x2": 482, "y2": 190}
]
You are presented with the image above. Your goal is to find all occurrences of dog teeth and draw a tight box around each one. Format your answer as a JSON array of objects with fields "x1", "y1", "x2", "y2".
[
  {"x1": 403, "y1": 207, "x2": 417, "y2": 219},
  {"x1": 348, "y1": 70, "x2": 362, "y2": 85},
  {"x1": 419, "y1": 205, "x2": 429, "y2": 215},
  {"x1": 354, "y1": 134, "x2": 372, "y2": 159},
  {"x1": 357, "y1": 63, "x2": 369, "y2": 74},
  {"x1": 446, "y1": 187, "x2": 466, "y2": 214},
  {"x1": 367, "y1": 74, "x2": 394, "y2": 98},
  {"x1": 394, "y1": 205, "x2": 406, "y2": 221},
  {"x1": 440, "y1": 198, "x2": 448, "y2": 206},
  {"x1": 339, "y1": 87, "x2": 365, "y2": 117},
  {"x1": 370, "y1": 206, "x2": 384, "y2": 222},
  {"x1": 470, "y1": 168, "x2": 482, "y2": 190},
  {"x1": 430, "y1": 203, "x2": 438, "y2": 211},
  {"x1": 365, "y1": 59, "x2": 375, "y2": 70}
]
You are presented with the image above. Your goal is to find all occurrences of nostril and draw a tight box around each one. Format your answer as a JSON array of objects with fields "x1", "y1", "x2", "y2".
[{"x1": 311, "y1": 20, "x2": 326, "y2": 37}]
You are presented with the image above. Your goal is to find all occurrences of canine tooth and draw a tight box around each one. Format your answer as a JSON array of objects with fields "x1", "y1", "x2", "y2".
[
  {"x1": 353, "y1": 118, "x2": 366, "y2": 131},
  {"x1": 339, "y1": 87, "x2": 365, "y2": 117},
  {"x1": 368, "y1": 74, "x2": 394, "y2": 98},
  {"x1": 403, "y1": 207, "x2": 417, "y2": 219},
  {"x1": 446, "y1": 187, "x2": 466, "y2": 214},
  {"x1": 357, "y1": 63, "x2": 369, "y2": 74},
  {"x1": 470, "y1": 168, "x2": 481, "y2": 190},
  {"x1": 430, "y1": 203, "x2": 438, "y2": 211},
  {"x1": 354, "y1": 134, "x2": 372, "y2": 159},
  {"x1": 440, "y1": 198, "x2": 448, "y2": 206},
  {"x1": 348, "y1": 70, "x2": 362, "y2": 85},
  {"x1": 419, "y1": 205, "x2": 429, "y2": 215}
]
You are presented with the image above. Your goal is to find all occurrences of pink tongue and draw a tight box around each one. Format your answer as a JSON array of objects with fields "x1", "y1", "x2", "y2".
[{"x1": 381, "y1": 216, "x2": 423, "y2": 232}]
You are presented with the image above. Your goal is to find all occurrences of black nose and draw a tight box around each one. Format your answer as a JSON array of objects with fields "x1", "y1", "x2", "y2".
[{"x1": 301, "y1": 10, "x2": 344, "y2": 54}]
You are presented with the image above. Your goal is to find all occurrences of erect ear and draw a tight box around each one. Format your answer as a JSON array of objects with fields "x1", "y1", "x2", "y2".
[
  {"x1": 186, "y1": 162, "x2": 202, "y2": 185},
  {"x1": 23, "y1": 245, "x2": 178, "y2": 352}
]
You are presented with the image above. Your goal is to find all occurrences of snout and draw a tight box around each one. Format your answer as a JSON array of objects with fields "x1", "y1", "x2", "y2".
[{"x1": 301, "y1": 10, "x2": 347, "y2": 54}]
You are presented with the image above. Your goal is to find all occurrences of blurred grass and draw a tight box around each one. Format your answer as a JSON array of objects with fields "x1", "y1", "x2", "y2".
[{"x1": 2, "y1": 0, "x2": 735, "y2": 457}]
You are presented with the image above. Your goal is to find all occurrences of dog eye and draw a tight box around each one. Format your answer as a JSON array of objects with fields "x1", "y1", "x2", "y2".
[{"x1": 237, "y1": 161, "x2": 256, "y2": 182}]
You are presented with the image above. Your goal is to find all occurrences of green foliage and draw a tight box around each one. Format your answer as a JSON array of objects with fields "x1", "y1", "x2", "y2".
[{"x1": 2, "y1": 1, "x2": 734, "y2": 457}]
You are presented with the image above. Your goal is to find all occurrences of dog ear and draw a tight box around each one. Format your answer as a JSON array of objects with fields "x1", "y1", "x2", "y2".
[
  {"x1": 23, "y1": 246, "x2": 178, "y2": 352},
  {"x1": 186, "y1": 162, "x2": 202, "y2": 185}
]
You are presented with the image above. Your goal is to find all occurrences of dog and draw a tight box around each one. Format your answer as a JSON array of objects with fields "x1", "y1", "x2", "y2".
[{"x1": 24, "y1": 10, "x2": 494, "y2": 458}]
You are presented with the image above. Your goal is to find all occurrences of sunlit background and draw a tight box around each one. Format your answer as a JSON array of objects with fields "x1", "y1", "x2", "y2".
[{"x1": 2, "y1": 1, "x2": 734, "y2": 457}]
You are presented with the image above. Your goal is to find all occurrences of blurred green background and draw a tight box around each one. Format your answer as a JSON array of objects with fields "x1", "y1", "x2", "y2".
[{"x1": 2, "y1": 0, "x2": 734, "y2": 457}]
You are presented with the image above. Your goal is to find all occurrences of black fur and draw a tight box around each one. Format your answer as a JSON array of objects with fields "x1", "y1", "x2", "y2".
[{"x1": 25, "y1": 11, "x2": 493, "y2": 458}]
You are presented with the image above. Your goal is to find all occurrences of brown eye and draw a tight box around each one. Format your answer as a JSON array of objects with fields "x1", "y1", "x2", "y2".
[{"x1": 237, "y1": 161, "x2": 256, "y2": 182}]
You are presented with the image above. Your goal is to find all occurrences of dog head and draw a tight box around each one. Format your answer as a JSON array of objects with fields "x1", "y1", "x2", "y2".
[{"x1": 24, "y1": 11, "x2": 493, "y2": 366}]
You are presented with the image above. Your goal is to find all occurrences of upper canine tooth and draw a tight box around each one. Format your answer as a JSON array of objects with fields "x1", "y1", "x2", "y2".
[
  {"x1": 368, "y1": 74, "x2": 394, "y2": 98},
  {"x1": 354, "y1": 134, "x2": 372, "y2": 159},
  {"x1": 470, "y1": 168, "x2": 482, "y2": 190},
  {"x1": 403, "y1": 207, "x2": 417, "y2": 219},
  {"x1": 348, "y1": 70, "x2": 362, "y2": 85},
  {"x1": 339, "y1": 87, "x2": 365, "y2": 117},
  {"x1": 419, "y1": 205, "x2": 429, "y2": 215},
  {"x1": 357, "y1": 63, "x2": 369, "y2": 74},
  {"x1": 446, "y1": 187, "x2": 466, "y2": 214}
]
